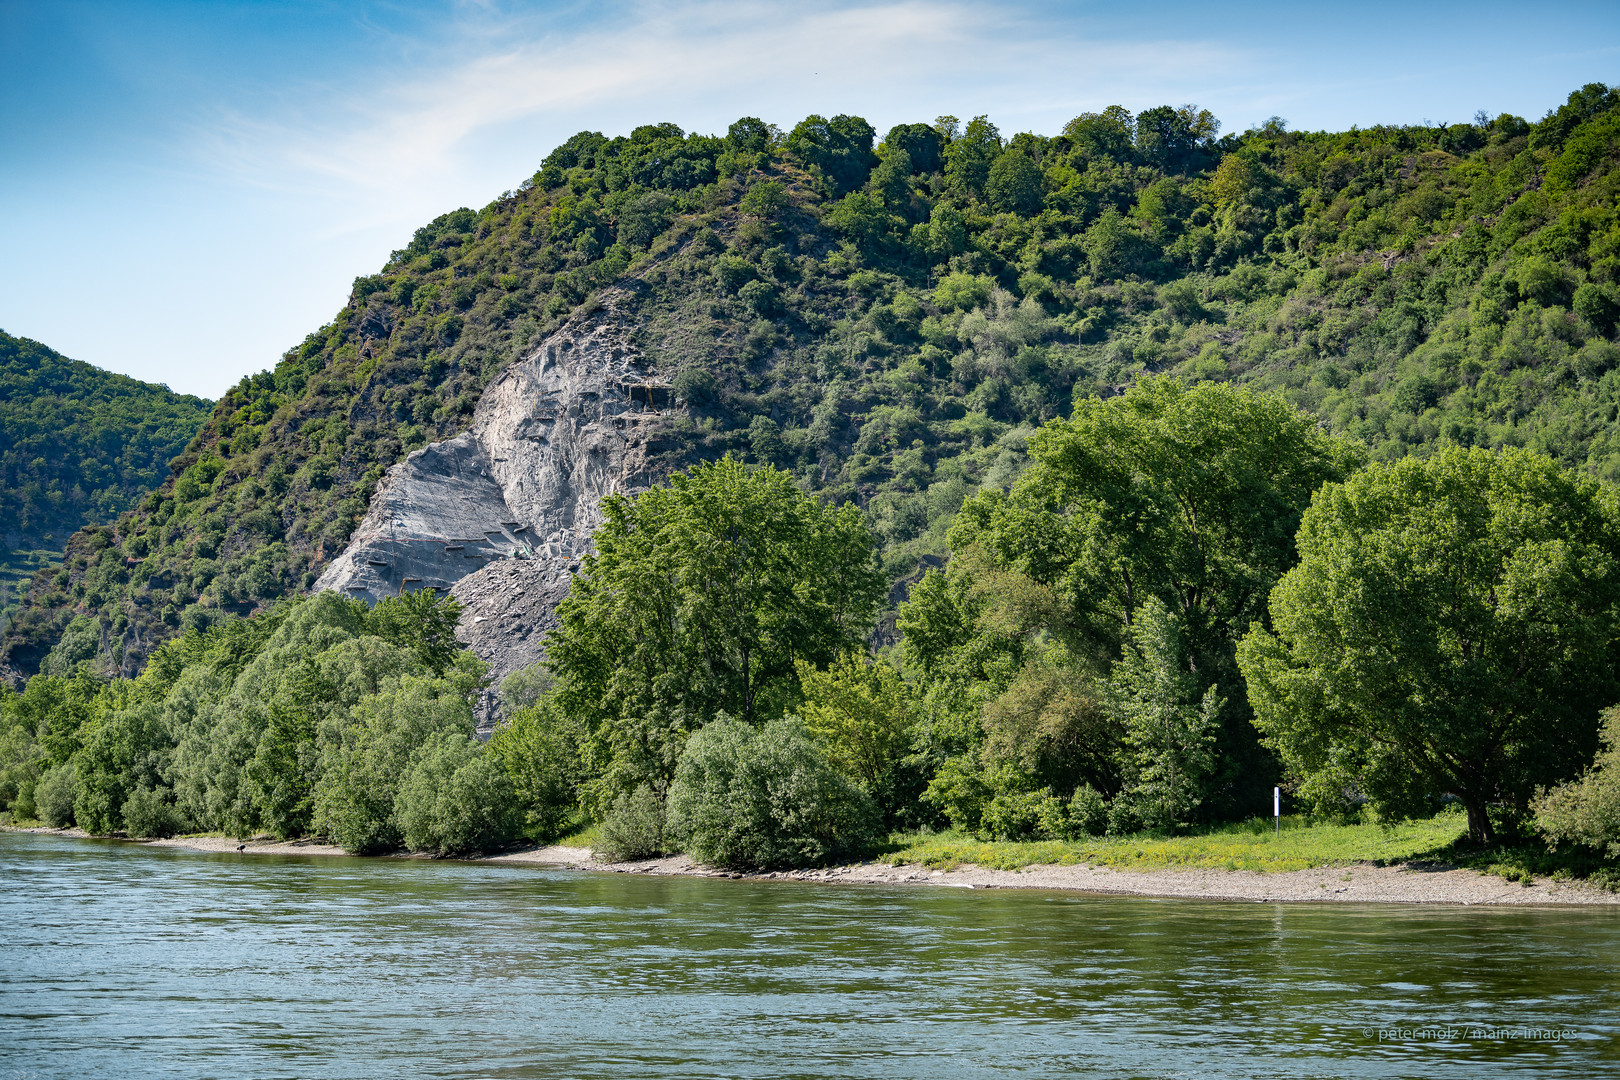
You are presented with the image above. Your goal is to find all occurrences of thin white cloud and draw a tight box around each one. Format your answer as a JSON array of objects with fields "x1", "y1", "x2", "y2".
[{"x1": 195, "y1": 0, "x2": 1244, "y2": 204}]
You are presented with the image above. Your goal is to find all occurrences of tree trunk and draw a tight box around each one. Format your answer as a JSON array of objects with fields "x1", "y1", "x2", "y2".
[{"x1": 1464, "y1": 799, "x2": 1494, "y2": 845}]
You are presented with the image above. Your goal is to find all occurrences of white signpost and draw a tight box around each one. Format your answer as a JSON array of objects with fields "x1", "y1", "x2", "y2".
[{"x1": 1274, "y1": 786, "x2": 1281, "y2": 838}]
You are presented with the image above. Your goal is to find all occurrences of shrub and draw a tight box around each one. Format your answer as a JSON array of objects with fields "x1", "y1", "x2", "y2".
[
  {"x1": 487, "y1": 698, "x2": 582, "y2": 843},
  {"x1": 1106, "y1": 795, "x2": 1144, "y2": 836},
  {"x1": 594, "y1": 784, "x2": 670, "y2": 861},
  {"x1": 1067, "y1": 784, "x2": 1109, "y2": 837},
  {"x1": 1535, "y1": 705, "x2": 1620, "y2": 857},
  {"x1": 397, "y1": 731, "x2": 521, "y2": 856},
  {"x1": 666, "y1": 717, "x2": 880, "y2": 871},
  {"x1": 122, "y1": 785, "x2": 185, "y2": 839},
  {"x1": 980, "y1": 788, "x2": 1060, "y2": 841},
  {"x1": 35, "y1": 764, "x2": 78, "y2": 828}
]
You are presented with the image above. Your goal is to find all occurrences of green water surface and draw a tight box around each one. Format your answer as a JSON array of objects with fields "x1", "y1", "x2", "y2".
[{"x1": 0, "y1": 831, "x2": 1615, "y2": 1079}]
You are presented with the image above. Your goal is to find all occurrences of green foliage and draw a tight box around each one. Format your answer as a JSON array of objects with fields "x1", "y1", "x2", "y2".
[
  {"x1": 0, "y1": 588, "x2": 490, "y2": 850},
  {"x1": 11, "y1": 86, "x2": 1620, "y2": 871},
  {"x1": 549, "y1": 457, "x2": 884, "y2": 806},
  {"x1": 313, "y1": 666, "x2": 481, "y2": 851},
  {"x1": 665, "y1": 716, "x2": 880, "y2": 870},
  {"x1": 1239, "y1": 445, "x2": 1620, "y2": 842},
  {"x1": 497, "y1": 661, "x2": 552, "y2": 714},
  {"x1": 396, "y1": 730, "x2": 521, "y2": 855},
  {"x1": 0, "y1": 330, "x2": 210, "y2": 553},
  {"x1": 121, "y1": 784, "x2": 184, "y2": 838},
  {"x1": 20, "y1": 84, "x2": 1620, "y2": 698},
  {"x1": 1535, "y1": 705, "x2": 1620, "y2": 858},
  {"x1": 365, "y1": 587, "x2": 465, "y2": 676},
  {"x1": 40, "y1": 615, "x2": 101, "y2": 676},
  {"x1": 980, "y1": 661, "x2": 1119, "y2": 799},
  {"x1": 796, "y1": 652, "x2": 913, "y2": 791},
  {"x1": 35, "y1": 763, "x2": 76, "y2": 827},
  {"x1": 927, "y1": 377, "x2": 1358, "y2": 820},
  {"x1": 786, "y1": 114, "x2": 877, "y2": 197},
  {"x1": 1107, "y1": 599, "x2": 1223, "y2": 830},
  {"x1": 593, "y1": 783, "x2": 671, "y2": 861},
  {"x1": 487, "y1": 696, "x2": 582, "y2": 842}
]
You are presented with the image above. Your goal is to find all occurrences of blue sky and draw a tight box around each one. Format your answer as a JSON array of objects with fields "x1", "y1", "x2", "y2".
[{"x1": 2, "y1": 0, "x2": 1617, "y2": 399}]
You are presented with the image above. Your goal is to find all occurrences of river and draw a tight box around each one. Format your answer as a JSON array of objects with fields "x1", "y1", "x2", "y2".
[{"x1": 1, "y1": 832, "x2": 1616, "y2": 1078}]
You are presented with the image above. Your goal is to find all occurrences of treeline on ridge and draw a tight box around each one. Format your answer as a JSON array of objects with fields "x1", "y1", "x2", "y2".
[
  {"x1": 0, "y1": 332, "x2": 212, "y2": 638},
  {"x1": 8, "y1": 83, "x2": 1620, "y2": 689}
]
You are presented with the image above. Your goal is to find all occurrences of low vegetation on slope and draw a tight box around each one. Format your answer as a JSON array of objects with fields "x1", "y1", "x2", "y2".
[
  {"x1": 9, "y1": 84, "x2": 1620, "y2": 683},
  {"x1": 0, "y1": 332, "x2": 211, "y2": 639}
]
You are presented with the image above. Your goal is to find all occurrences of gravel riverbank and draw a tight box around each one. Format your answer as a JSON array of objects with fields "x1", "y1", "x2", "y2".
[
  {"x1": 12, "y1": 827, "x2": 1617, "y2": 904},
  {"x1": 488, "y1": 844, "x2": 1620, "y2": 905}
]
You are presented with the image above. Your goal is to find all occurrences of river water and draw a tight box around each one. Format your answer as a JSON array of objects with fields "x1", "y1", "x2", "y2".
[{"x1": 1, "y1": 832, "x2": 1616, "y2": 1079}]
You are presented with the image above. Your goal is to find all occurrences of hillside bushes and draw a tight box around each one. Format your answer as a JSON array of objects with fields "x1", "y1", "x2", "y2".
[{"x1": 20, "y1": 82, "x2": 1620, "y2": 690}]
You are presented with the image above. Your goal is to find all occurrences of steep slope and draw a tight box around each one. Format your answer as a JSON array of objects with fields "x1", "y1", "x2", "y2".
[
  {"x1": 309, "y1": 293, "x2": 678, "y2": 719},
  {"x1": 312, "y1": 292, "x2": 668, "y2": 604},
  {"x1": 0, "y1": 331, "x2": 212, "y2": 637},
  {"x1": 8, "y1": 86, "x2": 1620, "y2": 678}
]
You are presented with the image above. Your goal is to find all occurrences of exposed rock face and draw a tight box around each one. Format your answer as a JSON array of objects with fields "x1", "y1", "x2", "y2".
[
  {"x1": 449, "y1": 559, "x2": 573, "y2": 733},
  {"x1": 314, "y1": 296, "x2": 677, "y2": 725}
]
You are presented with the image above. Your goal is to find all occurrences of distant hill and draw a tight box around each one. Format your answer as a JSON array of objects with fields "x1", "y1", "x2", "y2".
[
  {"x1": 5, "y1": 84, "x2": 1620, "y2": 677},
  {"x1": 0, "y1": 331, "x2": 211, "y2": 637}
]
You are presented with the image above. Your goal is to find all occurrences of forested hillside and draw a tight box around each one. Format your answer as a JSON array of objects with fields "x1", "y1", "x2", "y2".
[
  {"x1": 7, "y1": 84, "x2": 1620, "y2": 680},
  {"x1": 0, "y1": 333, "x2": 211, "y2": 637}
]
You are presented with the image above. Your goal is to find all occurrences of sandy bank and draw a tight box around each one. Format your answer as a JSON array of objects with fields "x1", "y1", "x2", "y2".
[
  {"x1": 487, "y1": 845, "x2": 1620, "y2": 906},
  {"x1": 10, "y1": 826, "x2": 1616, "y2": 904},
  {"x1": 7, "y1": 826, "x2": 349, "y2": 857}
]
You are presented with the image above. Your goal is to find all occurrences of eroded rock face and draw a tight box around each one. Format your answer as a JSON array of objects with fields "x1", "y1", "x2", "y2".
[
  {"x1": 314, "y1": 296, "x2": 677, "y2": 723},
  {"x1": 449, "y1": 559, "x2": 573, "y2": 733}
]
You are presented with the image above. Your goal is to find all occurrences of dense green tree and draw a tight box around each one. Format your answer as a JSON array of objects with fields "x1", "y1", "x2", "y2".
[
  {"x1": 548, "y1": 457, "x2": 884, "y2": 806},
  {"x1": 796, "y1": 651, "x2": 918, "y2": 818},
  {"x1": 1063, "y1": 107, "x2": 1135, "y2": 162},
  {"x1": 882, "y1": 123, "x2": 944, "y2": 174},
  {"x1": 1107, "y1": 599, "x2": 1222, "y2": 829},
  {"x1": 925, "y1": 377, "x2": 1359, "y2": 818},
  {"x1": 487, "y1": 695, "x2": 583, "y2": 841},
  {"x1": 786, "y1": 114, "x2": 877, "y2": 196},
  {"x1": 665, "y1": 716, "x2": 879, "y2": 870},
  {"x1": 944, "y1": 115, "x2": 1001, "y2": 199},
  {"x1": 1239, "y1": 446, "x2": 1620, "y2": 842},
  {"x1": 313, "y1": 668, "x2": 480, "y2": 851},
  {"x1": 396, "y1": 729, "x2": 520, "y2": 855},
  {"x1": 1135, "y1": 105, "x2": 1220, "y2": 173},
  {"x1": 986, "y1": 150, "x2": 1044, "y2": 215}
]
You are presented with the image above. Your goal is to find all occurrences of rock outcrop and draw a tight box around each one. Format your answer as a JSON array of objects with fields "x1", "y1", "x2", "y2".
[{"x1": 314, "y1": 296, "x2": 677, "y2": 726}]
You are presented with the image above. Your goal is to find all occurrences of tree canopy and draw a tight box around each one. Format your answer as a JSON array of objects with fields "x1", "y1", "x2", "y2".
[
  {"x1": 1239, "y1": 445, "x2": 1620, "y2": 842},
  {"x1": 547, "y1": 457, "x2": 884, "y2": 804}
]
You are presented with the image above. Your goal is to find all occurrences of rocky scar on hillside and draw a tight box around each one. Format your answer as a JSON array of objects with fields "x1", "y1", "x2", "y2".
[{"x1": 313, "y1": 294, "x2": 681, "y2": 721}]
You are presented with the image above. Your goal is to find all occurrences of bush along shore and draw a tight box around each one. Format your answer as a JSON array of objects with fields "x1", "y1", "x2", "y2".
[{"x1": 4, "y1": 382, "x2": 1620, "y2": 899}]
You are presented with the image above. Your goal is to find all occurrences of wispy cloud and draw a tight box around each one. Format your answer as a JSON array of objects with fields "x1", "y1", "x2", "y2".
[{"x1": 195, "y1": 0, "x2": 1244, "y2": 205}]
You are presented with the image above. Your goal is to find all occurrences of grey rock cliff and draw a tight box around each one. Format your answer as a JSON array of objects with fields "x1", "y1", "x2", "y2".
[{"x1": 314, "y1": 297, "x2": 677, "y2": 726}]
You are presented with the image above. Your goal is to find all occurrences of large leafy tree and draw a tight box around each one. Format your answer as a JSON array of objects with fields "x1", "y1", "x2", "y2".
[
  {"x1": 548, "y1": 457, "x2": 884, "y2": 801},
  {"x1": 785, "y1": 114, "x2": 877, "y2": 197},
  {"x1": 1238, "y1": 445, "x2": 1620, "y2": 843},
  {"x1": 935, "y1": 377, "x2": 1360, "y2": 816},
  {"x1": 958, "y1": 377, "x2": 1360, "y2": 674}
]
